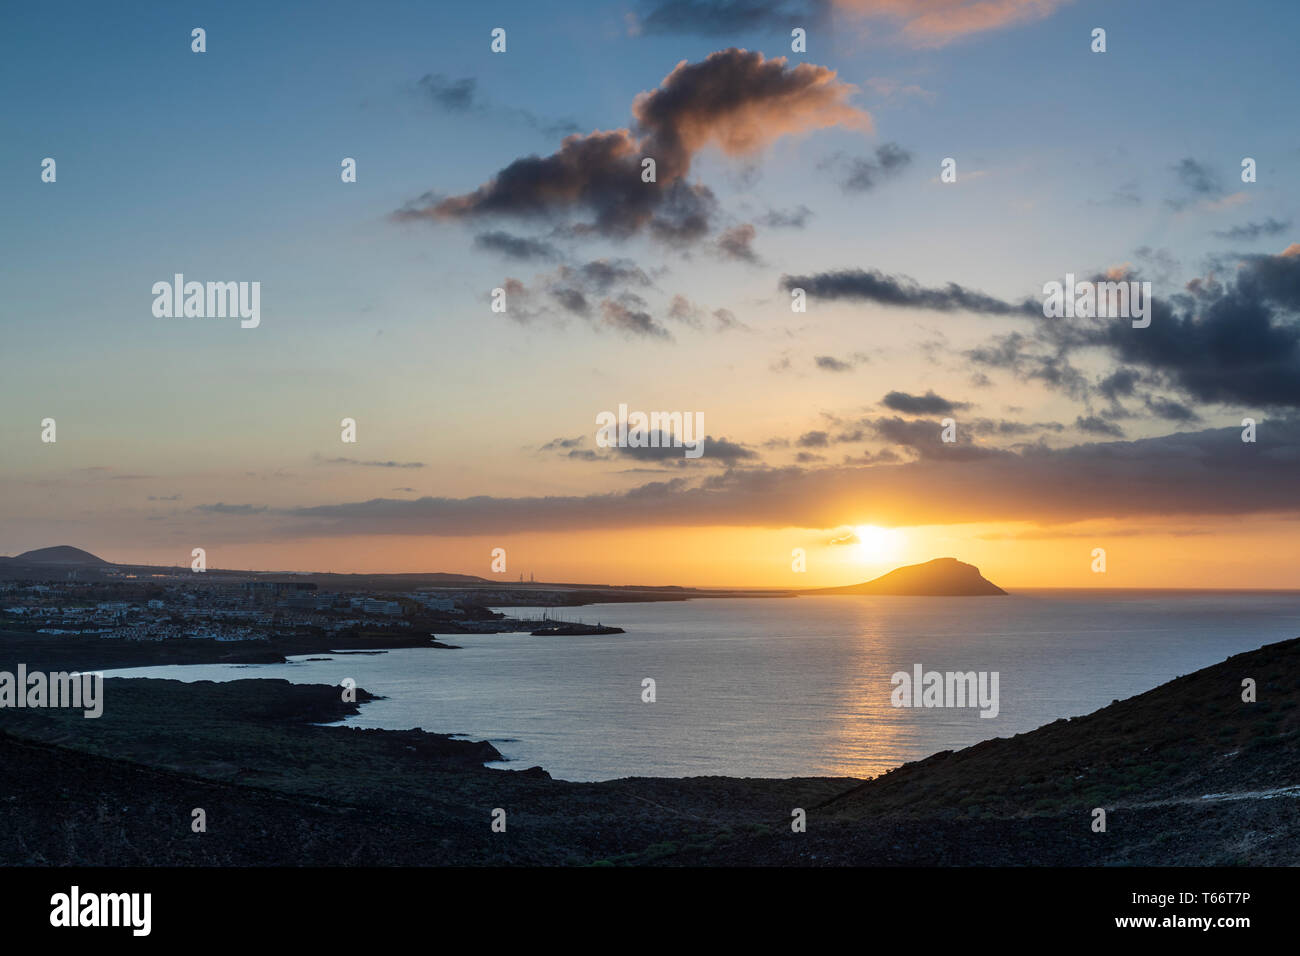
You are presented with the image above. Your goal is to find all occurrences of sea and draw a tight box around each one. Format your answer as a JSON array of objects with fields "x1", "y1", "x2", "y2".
[{"x1": 104, "y1": 591, "x2": 1300, "y2": 782}]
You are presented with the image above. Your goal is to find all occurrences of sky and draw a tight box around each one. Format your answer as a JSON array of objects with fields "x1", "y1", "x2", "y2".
[{"x1": 3, "y1": 0, "x2": 1300, "y2": 588}]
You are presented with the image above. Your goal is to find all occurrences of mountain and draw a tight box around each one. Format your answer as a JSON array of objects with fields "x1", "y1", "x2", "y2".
[
  {"x1": 11, "y1": 546, "x2": 110, "y2": 566},
  {"x1": 808, "y1": 557, "x2": 1005, "y2": 596}
]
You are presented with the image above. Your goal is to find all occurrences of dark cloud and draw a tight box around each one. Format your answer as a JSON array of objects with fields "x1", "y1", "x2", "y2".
[
  {"x1": 505, "y1": 261, "x2": 745, "y2": 339},
  {"x1": 397, "y1": 49, "x2": 868, "y2": 241},
  {"x1": 1065, "y1": 247, "x2": 1300, "y2": 407},
  {"x1": 600, "y1": 298, "x2": 672, "y2": 339},
  {"x1": 964, "y1": 331, "x2": 1029, "y2": 368},
  {"x1": 616, "y1": 434, "x2": 758, "y2": 463},
  {"x1": 1166, "y1": 157, "x2": 1226, "y2": 210},
  {"x1": 645, "y1": 294, "x2": 746, "y2": 333},
  {"x1": 927, "y1": 246, "x2": 1300, "y2": 412},
  {"x1": 323, "y1": 457, "x2": 426, "y2": 469},
  {"x1": 869, "y1": 416, "x2": 996, "y2": 460},
  {"x1": 614, "y1": 433, "x2": 694, "y2": 460},
  {"x1": 500, "y1": 258, "x2": 653, "y2": 327},
  {"x1": 546, "y1": 431, "x2": 761, "y2": 466},
  {"x1": 966, "y1": 418, "x2": 1065, "y2": 437},
  {"x1": 1214, "y1": 218, "x2": 1292, "y2": 241},
  {"x1": 549, "y1": 286, "x2": 592, "y2": 317},
  {"x1": 396, "y1": 129, "x2": 676, "y2": 238},
  {"x1": 667, "y1": 294, "x2": 704, "y2": 329},
  {"x1": 417, "y1": 73, "x2": 478, "y2": 111},
  {"x1": 716, "y1": 223, "x2": 760, "y2": 262},
  {"x1": 797, "y1": 430, "x2": 829, "y2": 447},
  {"x1": 539, "y1": 436, "x2": 599, "y2": 461},
  {"x1": 194, "y1": 503, "x2": 268, "y2": 515},
  {"x1": 1097, "y1": 367, "x2": 1140, "y2": 400},
  {"x1": 539, "y1": 436, "x2": 586, "y2": 452},
  {"x1": 781, "y1": 268, "x2": 1039, "y2": 316},
  {"x1": 963, "y1": 333, "x2": 1092, "y2": 402},
  {"x1": 813, "y1": 354, "x2": 867, "y2": 372},
  {"x1": 1143, "y1": 395, "x2": 1200, "y2": 422},
  {"x1": 815, "y1": 355, "x2": 851, "y2": 372},
  {"x1": 712, "y1": 307, "x2": 748, "y2": 331},
  {"x1": 705, "y1": 436, "x2": 761, "y2": 462},
  {"x1": 821, "y1": 142, "x2": 911, "y2": 193},
  {"x1": 1172, "y1": 157, "x2": 1222, "y2": 196},
  {"x1": 633, "y1": 0, "x2": 1068, "y2": 46},
  {"x1": 416, "y1": 73, "x2": 579, "y2": 137},
  {"x1": 474, "y1": 231, "x2": 560, "y2": 261},
  {"x1": 759, "y1": 205, "x2": 813, "y2": 229},
  {"x1": 1074, "y1": 416, "x2": 1125, "y2": 438},
  {"x1": 881, "y1": 389, "x2": 971, "y2": 415},
  {"x1": 572, "y1": 258, "x2": 653, "y2": 292},
  {"x1": 494, "y1": 277, "x2": 541, "y2": 325},
  {"x1": 635, "y1": 0, "x2": 827, "y2": 36}
]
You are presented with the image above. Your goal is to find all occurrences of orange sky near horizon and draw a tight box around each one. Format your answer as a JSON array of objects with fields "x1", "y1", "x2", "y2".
[{"x1": 81, "y1": 515, "x2": 1300, "y2": 590}]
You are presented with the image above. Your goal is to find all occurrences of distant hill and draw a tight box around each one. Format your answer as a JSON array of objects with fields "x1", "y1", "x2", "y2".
[
  {"x1": 0, "y1": 546, "x2": 755, "y2": 599},
  {"x1": 808, "y1": 557, "x2": 1005, "y2": 596},
  {"x1": 11, "y1": 546, "x2": 110, "y2": 566}
]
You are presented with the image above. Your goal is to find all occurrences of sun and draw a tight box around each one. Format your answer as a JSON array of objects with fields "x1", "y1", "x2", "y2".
[{"x1": 855, "y1": 525, "x2": 903, "y2": 563}]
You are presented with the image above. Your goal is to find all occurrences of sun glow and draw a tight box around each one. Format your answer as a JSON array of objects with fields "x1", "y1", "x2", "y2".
[{"x1": 855, "y1": 525, "x2": 903, "y2": 563}]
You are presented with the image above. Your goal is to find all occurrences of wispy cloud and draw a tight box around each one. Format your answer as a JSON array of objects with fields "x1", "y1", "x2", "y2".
[
  {"x1": 322, "y1": 457, "x2": 427, "y2": 469},
  {"x1": 633, "y1": 0, "x2": 1071, "y2": 46}
]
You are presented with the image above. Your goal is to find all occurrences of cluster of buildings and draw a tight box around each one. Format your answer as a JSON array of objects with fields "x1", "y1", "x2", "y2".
[{"x1": 0, "y1": 580, "x2": 483, "y2": 642}]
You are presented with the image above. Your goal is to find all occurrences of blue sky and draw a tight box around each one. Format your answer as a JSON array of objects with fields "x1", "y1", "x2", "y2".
[{"x1": 4, "y1": 0, "x2": 1300, "y2": 586}]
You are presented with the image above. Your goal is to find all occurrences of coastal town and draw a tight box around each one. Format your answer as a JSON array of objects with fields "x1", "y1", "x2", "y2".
[
  {"x1": 0, "y1": 573, "x2": 622, "y2": 644},
  {"x1": 0, "y1": 545, "x2": 796, "y2": 651}
]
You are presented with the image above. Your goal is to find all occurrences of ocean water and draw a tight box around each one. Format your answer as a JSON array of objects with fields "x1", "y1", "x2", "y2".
[{"x1": 104, "y1": 592, "x2": 1300, "y2": 782}]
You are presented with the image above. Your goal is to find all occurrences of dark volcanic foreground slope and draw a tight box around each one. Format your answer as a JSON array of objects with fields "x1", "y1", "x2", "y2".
[
  {"x1": 2, "y1": 638, "x2": 1298, "y2": 865},
  {"x1": 826, "y1": 636, "x2": 1300, "y2": 819},
  {"x1": 680, "y1": 635, "x2": 1300, "y2": 865}
]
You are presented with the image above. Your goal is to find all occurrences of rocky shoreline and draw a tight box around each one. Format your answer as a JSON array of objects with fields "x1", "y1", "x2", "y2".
[
  {"x1": 0, "y1": 628, "x2": 462, "y2": 672},
  {"x1": 2, "y1": 635, "x2": 1299, "y2": 865}
]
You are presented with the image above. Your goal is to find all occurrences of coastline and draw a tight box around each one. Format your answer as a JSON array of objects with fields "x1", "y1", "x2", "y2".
[{"x1": 2, "y1": 635, "x2": 1298, "y2": 865}]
